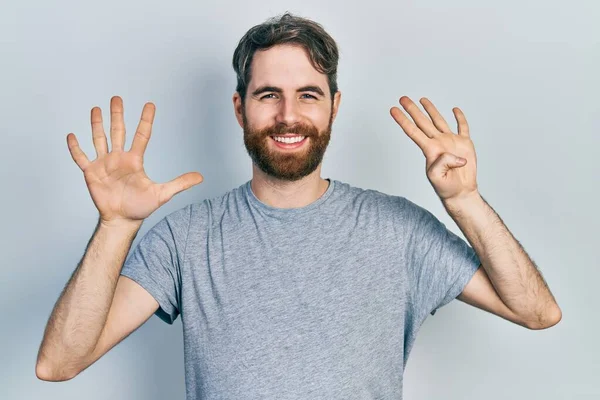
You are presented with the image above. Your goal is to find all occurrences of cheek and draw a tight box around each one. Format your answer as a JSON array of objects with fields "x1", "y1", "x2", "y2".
[
  {"x1": 304, "y1": 106, "x2": 331, "y2": 128},
  {"x1": 245, "y1": 105, "x2": 275, "y2": 128}
]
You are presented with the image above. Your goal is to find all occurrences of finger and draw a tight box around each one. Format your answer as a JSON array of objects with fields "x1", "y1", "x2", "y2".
[
  {"x1": 158, "y1": 172, "x2": 204, "y2": 205},
  {"x1": 110, "y1": 96, "x2": 126, "y2": 152},
  {"x1": 420, "y1": 98, "x2": 452, "y2": 133},
  {"x1": 67, "y1": 133, "x2": 91, "y2": 171},
  {"x1": 453, "y1": 107, "x2": 470, "y2": 137},
  {"x1": 428, "y1": 152, "x2": 466, "y2": 177},
  {"x1": 130, "y1": 102, "x2": 156, "y2": 157},
  {"x1": 399, "y1": 96, "x2": 440, "y2": 138},
  {"x1": 90, "y1": 106, "x2": 108, "y2": 157},
  {"x1": 390, "y1": 106, "x2": 429, "y2": 151}
]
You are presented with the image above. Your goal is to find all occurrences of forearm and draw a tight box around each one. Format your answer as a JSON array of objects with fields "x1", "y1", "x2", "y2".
[
  {"x1": 36, "y1": 218, "x2": 142, "y2": 379},
  {"x1": 442, "y1": 192, "x2": 561, "y2": 328}
]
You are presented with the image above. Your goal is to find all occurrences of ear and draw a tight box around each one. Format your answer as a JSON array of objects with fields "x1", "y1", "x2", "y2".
[
  {"x1": 331, "y1": 90, "x2": 342, "y2": 122},
  {"x1": 233, "y1": 92, "x2": 244, "y2": 128}
]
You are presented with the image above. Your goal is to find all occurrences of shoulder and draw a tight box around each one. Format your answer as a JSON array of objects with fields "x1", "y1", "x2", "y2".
[
  {"x1": 183, "y1": 182, "x2": 249, "y2": 229},
  {"x1": 143, "y1": 182, "x2": 243, "y2": 230},
  {"x1": 333, "y1": 179, "x2": 412, "y2": 216},
  {"x1": 332, "y1": 180, "x2": 442, "y2": 229}
]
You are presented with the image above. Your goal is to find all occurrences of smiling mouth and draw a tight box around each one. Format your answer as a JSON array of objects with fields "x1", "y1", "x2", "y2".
[
  {"x1": 270, "y1": 135, "x2": 307, "y2": 144},
  {"x1": 269, "y1": 135, "x2": 308, "y2": 149}
]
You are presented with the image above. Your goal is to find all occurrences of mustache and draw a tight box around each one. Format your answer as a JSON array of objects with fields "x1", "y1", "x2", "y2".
[{"x1": 251, "y1": 123, "x2": 319, "y2": 137}]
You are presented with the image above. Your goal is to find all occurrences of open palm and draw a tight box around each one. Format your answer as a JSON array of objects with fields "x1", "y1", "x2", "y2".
[
  {"x1": 67, "y1": 96, "x2": 203, "y2": 226},
  {"x1": 390, "y1": 96, "x2": 479, "y2": 202}
]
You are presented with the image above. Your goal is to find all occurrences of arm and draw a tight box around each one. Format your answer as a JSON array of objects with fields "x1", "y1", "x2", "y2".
[
  {"x1": 389, "y1": 96, "x2": 561, "y2": 330},
  {"x1": 444, "y1": 192, "x2": 562, "y2": 330},
  {"x1": 37, "y1": 96, "x2": 202, "y2": 380},
  {"x1": 36, "y1": 218, "x2": 159, "y2": 381},
  {"x1": 38, "y1": 96, "x2": 201, "y2": 380}
]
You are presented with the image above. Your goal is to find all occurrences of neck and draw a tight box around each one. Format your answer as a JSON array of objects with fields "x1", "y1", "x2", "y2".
[{"x1": 250, "y1": 165, "x2": 330, "y2": 209}]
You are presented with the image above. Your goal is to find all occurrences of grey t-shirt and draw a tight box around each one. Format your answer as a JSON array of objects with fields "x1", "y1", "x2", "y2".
[{"x1": 120, "y1": 179, "x2": 481, "y2": 399}]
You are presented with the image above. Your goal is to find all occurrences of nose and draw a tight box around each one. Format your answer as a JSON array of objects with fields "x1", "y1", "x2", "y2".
[{"x1": 274, "y1": 97, "x2": 301, "y2": 127}]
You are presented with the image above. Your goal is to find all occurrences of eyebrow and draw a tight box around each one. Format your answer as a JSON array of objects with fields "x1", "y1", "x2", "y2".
[{"x1": 251, "y1": 85, "x2": 325, "y2": 97}]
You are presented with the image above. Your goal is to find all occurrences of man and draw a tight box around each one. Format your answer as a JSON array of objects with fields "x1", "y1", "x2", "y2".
[{"x1": 36, "y1": 12, "x2": 561, "y2": 399}]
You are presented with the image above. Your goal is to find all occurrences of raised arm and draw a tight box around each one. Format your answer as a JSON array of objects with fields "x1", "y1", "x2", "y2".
[{"x1": 36, "y1": 96, "x2": 203, "y2": 381}]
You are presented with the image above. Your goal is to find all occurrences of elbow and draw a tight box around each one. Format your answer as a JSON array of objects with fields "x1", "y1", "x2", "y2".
[
  {"x1": 35, "y1": 360, "x2": 79, "y2": 382},
  {"x1": 524, "y1": 304, "x2": 563, "y2": 330}
]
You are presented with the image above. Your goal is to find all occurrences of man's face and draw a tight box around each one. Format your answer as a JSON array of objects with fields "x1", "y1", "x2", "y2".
[{"x1": 234, "y1": 44, "x2": 341, "y2": 181}]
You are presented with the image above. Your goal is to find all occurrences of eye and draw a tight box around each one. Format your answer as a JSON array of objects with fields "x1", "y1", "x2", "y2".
[
  {"x1": 261, "y1": 93, "x2": 277, "y2": 100},
  {"x1": 301, "y1": 93, "x2": 317, "y2": 100}
]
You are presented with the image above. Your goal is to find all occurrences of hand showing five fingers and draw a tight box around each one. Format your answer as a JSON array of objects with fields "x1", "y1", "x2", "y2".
[
  {"x1": 67, "y1": 96, "x2": 203, "y2": 227},
  {"x1": 390, "y1": 96, "x2": 479, "y2": 203}
]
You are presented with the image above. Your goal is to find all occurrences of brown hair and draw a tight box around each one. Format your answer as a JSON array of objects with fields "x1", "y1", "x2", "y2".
[{"x1": 232, "y1": 12, "x2": 340, "y2": 103}]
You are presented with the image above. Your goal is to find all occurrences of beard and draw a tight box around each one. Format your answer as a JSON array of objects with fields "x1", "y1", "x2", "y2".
[{"x1": 242, "y1": 108, "x2": 333, "y2": 181}]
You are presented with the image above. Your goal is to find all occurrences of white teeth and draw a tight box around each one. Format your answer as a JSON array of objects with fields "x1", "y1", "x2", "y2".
[{"x1": 273, "y1": 136, "x2": 306, "y2": 144}]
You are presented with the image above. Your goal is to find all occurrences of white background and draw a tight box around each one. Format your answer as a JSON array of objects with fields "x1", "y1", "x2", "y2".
[{"x1": 1, "y1": 0, "x2": 598, "y2": 398}]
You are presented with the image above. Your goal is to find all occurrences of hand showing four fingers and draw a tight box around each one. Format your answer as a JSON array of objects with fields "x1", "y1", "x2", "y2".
[{"x1": 390, "y1": 96, "x2": 479, "y2": 203}]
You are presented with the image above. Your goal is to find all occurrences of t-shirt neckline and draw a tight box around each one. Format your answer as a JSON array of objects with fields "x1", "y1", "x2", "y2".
[{"x1": 244, "y1": 178, "x2": 336, "y2": 217}]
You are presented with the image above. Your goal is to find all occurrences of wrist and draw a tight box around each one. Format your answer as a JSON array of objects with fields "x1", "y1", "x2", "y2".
[
  {"x1": 98, "y1": 217, "x2": 143, "y2": 233},
  {"x1": 442, "y1": 191, "x2": 483, "y2": 215}
]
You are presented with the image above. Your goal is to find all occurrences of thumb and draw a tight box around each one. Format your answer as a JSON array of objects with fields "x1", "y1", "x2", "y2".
[
  {"x1": 158, "y1": 172, "x2": 204, "y2": 205},
  {"x1": 428, "y1": 152, "x2": 466, "y2": 176},
  {"x1": 453, "y1": 154, "x2": 467, "y2": 166}
]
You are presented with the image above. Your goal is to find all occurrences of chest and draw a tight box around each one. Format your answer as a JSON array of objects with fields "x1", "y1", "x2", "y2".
[{"x1": 178, "y1": 218, "x2": 409, "y2": 394}]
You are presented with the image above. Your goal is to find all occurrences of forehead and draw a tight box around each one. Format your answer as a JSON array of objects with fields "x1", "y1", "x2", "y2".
[{"x1": 248, "y1": 44, "x2": 328, "y2": 91}]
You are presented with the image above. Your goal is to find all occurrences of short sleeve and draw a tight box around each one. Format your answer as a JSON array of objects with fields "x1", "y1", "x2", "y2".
[
  {"x1": 403, "y1": 198, "x2": 481, "y2": 321},
  {"x1": 120, "y1": 205, "x2": 191, "y2": 324}
]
